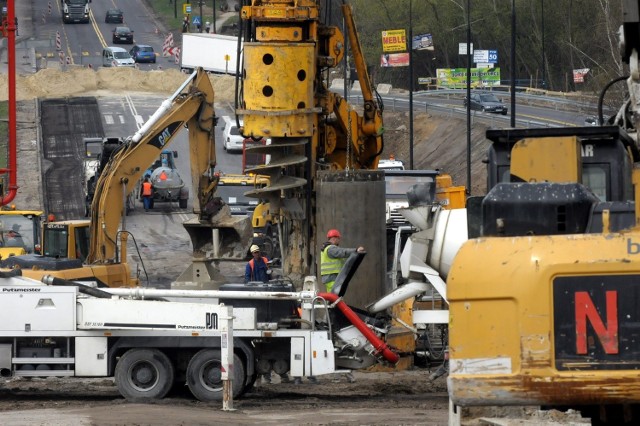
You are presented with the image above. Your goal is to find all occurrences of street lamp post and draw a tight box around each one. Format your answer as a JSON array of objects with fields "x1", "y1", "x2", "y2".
[
  {"x1": 510, "y1": 0, "x2": 516, "y2": 128},
  {"x1": 466, "y1": 0, "x2": 471, "y2": 193},
  {"x1": 213, "y1": 0, "x2": 216, "y2": 33},
  {"x1": 541, "y1": 0, "x2": 545, "y2": 89},
  {"x1": 409, "y1": 0, "x2": 414, "y2": 170}
]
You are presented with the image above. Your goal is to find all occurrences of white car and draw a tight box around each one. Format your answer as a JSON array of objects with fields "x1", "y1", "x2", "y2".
[
  {"x1": 102, "y1": 46, "x2": 135, "y2": 68},
  {"x1": 222, "y1": 118, "x2": 245, "y2": 152}
]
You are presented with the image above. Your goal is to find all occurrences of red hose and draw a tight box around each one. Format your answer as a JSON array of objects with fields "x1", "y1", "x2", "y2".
[
  {"x1": 319, "y1": 292, "x2": 399, "y2": 364},
  {"x1": 2, "y1": 0, "x2": 18, "y2": 205}
]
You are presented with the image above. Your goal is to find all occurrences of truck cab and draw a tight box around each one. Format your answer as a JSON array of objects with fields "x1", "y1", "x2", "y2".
[{"x1": 62, "y1": 0, "x2": 91, "y2": 24}]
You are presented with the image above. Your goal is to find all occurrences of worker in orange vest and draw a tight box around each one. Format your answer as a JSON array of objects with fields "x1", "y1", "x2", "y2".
[
  {"x1": 141, "y1": 176, "x2": 154, "y2": 212},
  {"x1": 245, "y1": 244, "x2": 272, "y2": 283}
]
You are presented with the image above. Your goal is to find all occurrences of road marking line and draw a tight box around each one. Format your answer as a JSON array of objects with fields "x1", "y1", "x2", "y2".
[{"x1": 104, "y1": 115, "x2": 114, "y2": 125}]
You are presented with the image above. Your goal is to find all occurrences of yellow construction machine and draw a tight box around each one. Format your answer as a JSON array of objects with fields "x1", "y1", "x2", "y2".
[
  {"x1": 447, "y1": 3, "x2": 640, "y2": 423},
  {"x1": 0, "y1": 208, "x2": 43, "y2": 259},
  {"x1": 237, "y1": 0, "x2": 384, "y2": 279},
  {"x1": 1, "y1": 68, "x2": 250, "y2": 287}
]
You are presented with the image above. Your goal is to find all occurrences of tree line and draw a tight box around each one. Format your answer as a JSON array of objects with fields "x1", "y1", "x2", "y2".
[{"x1": 338, "y1": 0, "x2": 623, "y2": 94}]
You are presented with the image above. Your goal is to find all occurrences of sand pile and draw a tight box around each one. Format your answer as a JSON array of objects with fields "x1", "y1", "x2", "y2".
[{"x1": 0, "y1": 68, "x2": 236, "y2": 103}]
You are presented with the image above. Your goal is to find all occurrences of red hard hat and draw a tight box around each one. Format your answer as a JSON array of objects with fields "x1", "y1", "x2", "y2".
[{"x1": 327, "y1": 229, "x2": 341, "y2": 239}]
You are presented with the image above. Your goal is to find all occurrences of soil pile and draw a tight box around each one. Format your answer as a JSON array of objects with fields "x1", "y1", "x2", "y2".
[{"x1": 0, "y1": 68, "x2": 237, "y2": 103}]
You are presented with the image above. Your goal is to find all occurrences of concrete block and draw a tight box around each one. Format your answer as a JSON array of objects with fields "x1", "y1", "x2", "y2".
[{"x1": 376, "y1": 83, "x2": 392, "y2": 94}]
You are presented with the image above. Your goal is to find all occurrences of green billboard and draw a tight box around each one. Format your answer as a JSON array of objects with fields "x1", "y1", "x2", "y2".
[{"x1": 436, "y1": 68, "x2": 501, "y2": 88}]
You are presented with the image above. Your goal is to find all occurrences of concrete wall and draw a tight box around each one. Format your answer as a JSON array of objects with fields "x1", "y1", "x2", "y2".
[{"x1": 316, "y1": 170, "x2": 387, "y2": 309}]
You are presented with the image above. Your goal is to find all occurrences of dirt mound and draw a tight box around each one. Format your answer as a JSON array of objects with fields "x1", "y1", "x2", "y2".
[{"x1": 0, "y1": 68, "x2": 237, "y2": 103}]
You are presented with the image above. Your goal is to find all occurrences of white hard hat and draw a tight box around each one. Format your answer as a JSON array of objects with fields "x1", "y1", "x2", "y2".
[{"x1": 250, "y1": 244, "x2": 260, "y2": 253}]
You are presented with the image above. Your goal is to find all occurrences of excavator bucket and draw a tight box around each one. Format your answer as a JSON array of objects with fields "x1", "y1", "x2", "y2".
[
  {"x1": 182, "y1": 205, "x2": 253, "y2": 260},
  {"x1": 173, "y1": 205, "x2": 253, "y2": 290}
]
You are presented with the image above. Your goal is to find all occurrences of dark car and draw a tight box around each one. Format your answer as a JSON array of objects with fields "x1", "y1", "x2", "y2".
[
  {"x1": 112, "y1": 26, "x2": 134, "y2": 44},
  {"x1": 130, "y1": 45, "x2": 156, "y2": 63},
  {"x1": 464, "y1": 92, "x2": 508, "y2": 115},
  {"x1": 104, "y1": 9, "x2": 123, "y2": 24}
]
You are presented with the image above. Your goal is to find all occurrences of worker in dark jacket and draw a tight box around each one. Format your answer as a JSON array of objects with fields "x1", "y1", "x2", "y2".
[
  {"x1": 245, "y1": 244, "x2": 272, "y2": 283},
  {"x1": 320, "y1": 229, "x2": 365, "y2": 293}
]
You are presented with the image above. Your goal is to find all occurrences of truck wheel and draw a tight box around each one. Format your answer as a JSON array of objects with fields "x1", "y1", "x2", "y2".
[
  {"x1": 115, "y1": 348, "x2": 174, "y2": 400},
  {"x1": 186, "y1": 349, "x2": 245, "y2": 402},
  {"x1": 241, "y1": 371, "x2": 258, "y2": 396},
  {"x1": 179, "y1": 198, "x2": 188, "y2": 209}
]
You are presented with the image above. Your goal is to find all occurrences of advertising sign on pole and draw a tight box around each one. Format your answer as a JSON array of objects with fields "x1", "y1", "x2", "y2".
[
  {"x1": 573, "y1": 68, "x2": 590, "y2": 83},
  {"x1": 473, "y1": 50, "x2": 489, "y2": 63},
  {"x1": 436, "y1": 68, "x2": 501, "y2": 88},
  {"x1": 381, "y1": 29, "x2": 407, "y2": 53},
  {"x1": 381, "y1": 53, "x2": 410, "y2": 67},
  {"x1": 412, "y1": 33, "x2": 434, "y2": 51},
  {"x1": 458, "y1": 43, "x2": 473, "y2": 55}
]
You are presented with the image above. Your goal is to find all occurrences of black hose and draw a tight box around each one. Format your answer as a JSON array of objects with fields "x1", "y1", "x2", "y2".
[
  {"x1": 598, "y1": 75, "x2": 628, "y2": 126},
  {"x1": 42, "y1": 275, "x2": 113, "y2": 299},
  {"x1": 0, "y1": 269, "x2": 22, "y2": 278}
]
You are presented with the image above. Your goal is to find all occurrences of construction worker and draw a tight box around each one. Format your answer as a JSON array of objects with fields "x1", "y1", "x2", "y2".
[
  {"x1": 5, "y1": 229, "x2": 23, "y2": 248},
  {"x1": 245, "y1": 244, "x2": 272, "y2": 283},
  {"x1": 320, "y1": 229, "x2": 365, "y2": 293},
  {"x1": 320, "y1": 228, "x2": 363, "y2": 384},
  {"x1": 141, "y1": 177, "x2": 153, "y2": 212}
]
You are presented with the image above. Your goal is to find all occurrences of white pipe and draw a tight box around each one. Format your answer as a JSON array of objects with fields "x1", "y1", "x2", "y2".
[
  {"x1": 131, "y1": 69, "x2": 198, "y2": 143},
  {"x1": 100, "y1": 287, "x2": 317, "y2": 301}
]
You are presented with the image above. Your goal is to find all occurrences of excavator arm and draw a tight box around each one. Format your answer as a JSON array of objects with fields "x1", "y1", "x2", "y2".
[
  {"x1": 322, "y1": 4, "x2": 383, "y2": 170},
  {"x1": 87, "y1": 68, "x2": 217, "y2": 264}
]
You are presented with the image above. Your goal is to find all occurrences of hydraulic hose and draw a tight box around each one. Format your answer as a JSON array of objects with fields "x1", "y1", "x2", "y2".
[
  {"x1": 42, "y1": 275, "x2": 113, "y2": 299},
  {"x1": 319, "y1": 292, "x2": 399, "y2": 364}
]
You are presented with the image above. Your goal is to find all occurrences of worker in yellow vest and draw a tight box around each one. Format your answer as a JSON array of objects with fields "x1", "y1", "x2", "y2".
[
  {"x1": 319, "y1": 228, "x2": 363, "y2": 384},
  {"x1": 320, "y1": 229, "x2": 365, "y2": 293}
]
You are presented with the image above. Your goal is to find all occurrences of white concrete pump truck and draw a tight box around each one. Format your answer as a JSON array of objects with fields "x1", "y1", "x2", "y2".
[{"x1": 0, "y1": 255, "x2": 398, "y2": 402}]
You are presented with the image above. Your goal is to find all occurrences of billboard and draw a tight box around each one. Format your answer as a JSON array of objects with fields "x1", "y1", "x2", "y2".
[
  {"x1": 381, "y1": 29, "x2": 407, "y2": 53},
  {"x1": 381, "y1": 53, "x2": 410, "y2": 67},
  {"x1": 436, "y1": 68, "x2": 501, "y2": 88},
  {"x1": 412, "y1": 33, "x2": 434, "y2": 51},
  {"x1": 573, "y1": 68, "x2": 590, "y2": 83}
]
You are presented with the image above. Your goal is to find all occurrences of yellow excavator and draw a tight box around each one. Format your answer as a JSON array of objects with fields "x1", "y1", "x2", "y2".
[
  {"x1": 0, "y1": 207, "x2": 43, "y2": 259},
  {"x1": 447, "y1": 2, "x2": 640, "y2": 423},
  {"x1": 1, "y1": 68, "x2": 250, "y2": 287}
]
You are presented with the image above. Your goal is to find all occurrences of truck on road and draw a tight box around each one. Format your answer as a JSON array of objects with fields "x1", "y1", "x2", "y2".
[
  {"x1": 61, "y1": 0, "x2": 90, "y2": 24},
  {"x1": 180, "y1": 33, "x2": 241, "y2": 75}
]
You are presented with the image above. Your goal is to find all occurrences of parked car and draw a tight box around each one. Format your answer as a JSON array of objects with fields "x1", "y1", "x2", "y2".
[
  {"x1": 464, "y1": 92, "x2": 508, "y2": 115},
  {"x1": 112, "y1": 26, "x2": 134, "y2": 44},
  {"x1": 105, "y1": 9, "x2": 124, "y2": 24},
  {"x1": 222, "y1": 117, "x2": 245, "y2": 152},
  {"x1": 102, "y1": 47, "x2": 135, "y2": 68},
  {"x1": 130, "y1": 45, "x2": 156, "y2": 63},
  {"x1": 585, "y1": 116, "x2": 600, "y2": 126}
]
